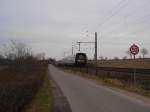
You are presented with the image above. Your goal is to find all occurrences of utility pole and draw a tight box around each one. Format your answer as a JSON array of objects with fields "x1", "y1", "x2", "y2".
[
  {"x1": 95, "y1": 32, "x2": 98, "y2": 75},
  {"x1": 77, "y1": 32, "x2": 98, "y2": 61},
  {"x1": 77, "y1": 32, "x2": 98, "y2": 75},
  {"x1": 72, "y1": 44, "x2": 74, "y2": 55},
  {"x1": 95, "y1": 32, "x2": 97, "y2": 64},
  {"x1": 77, "y1": 42, "x2": 81, "y2": 51}
]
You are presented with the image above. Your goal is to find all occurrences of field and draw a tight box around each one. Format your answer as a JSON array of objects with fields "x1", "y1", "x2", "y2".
[
  {"x1": 96, "y1": 58, "x2": 150, "y2": 69},
  {"x1": 0, "y1": 63, "x2": 52, "y2": 112}
]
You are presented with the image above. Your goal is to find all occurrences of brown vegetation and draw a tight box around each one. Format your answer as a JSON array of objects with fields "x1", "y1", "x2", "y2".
[
  {"x1": 97, "y1": 58, "x2": 150, "y2": 69},
  {"x1": 0, "y1": 40, "x2": 52, "y2": 112},
  {"x1": 0, "y1": 63, "x2": 48, "y2": 112},
  {"x1": 24, "y1": 71, "x2": 53, "y2": 112}
]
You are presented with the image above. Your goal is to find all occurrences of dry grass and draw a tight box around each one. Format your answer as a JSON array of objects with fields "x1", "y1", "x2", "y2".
[
  {"x1": 24, "y1": 72, "x2": 53, "y2": 112},
  {"x1": 97, "y1": 58, "x2": 150, "y2": 69},
  {"x1": 0, "y1": 64, "x2": 49, "y2": 112}
]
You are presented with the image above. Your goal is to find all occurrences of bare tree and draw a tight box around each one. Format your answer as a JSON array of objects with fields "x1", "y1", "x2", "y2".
[
  {"x1": 1, "y1": 40, "x2": 36, "y2": 71},
  {"x1": 138, "y1": 56, "x2": 142, "y2": 59},
  {"x1": 123, "y1": 56, "x2": 127, "y2": 60},
  {"x1": 104, "y1": 57, "x2": 108, "y2": 60},
  {"x1": 35, "y1": 52, "x2": 46, "y2": 60},
  {"x1": 113, "y1": 56, "x2": 119, "y2": 60},
  {"x1": 141, "y1": 48, "x2": 148, "y2": 58},
  {"x1": 126, "y1": 50, "x2": 132, "y2": 59},
  {"x1": 2, "y1": 40, "x2": 32, "y2": 60}
]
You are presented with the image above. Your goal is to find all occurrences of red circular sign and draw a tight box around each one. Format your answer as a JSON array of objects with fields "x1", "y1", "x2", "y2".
[{"x1": 130, "y1": 44, "x2": 139, "y2": 55}]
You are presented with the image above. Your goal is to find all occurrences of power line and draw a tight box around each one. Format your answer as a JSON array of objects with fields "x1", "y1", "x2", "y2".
[
  {"x1": 95, "y1": 0, "x2": 129, "y2": 31},
  {"x1": 99, "y1": 1, "x2": 150, "y2": 36},
  {"x1": 102, "y1": 13, "x2": 150, "y2": 36}
]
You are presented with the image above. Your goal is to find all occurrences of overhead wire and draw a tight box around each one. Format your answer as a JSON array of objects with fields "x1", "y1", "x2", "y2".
[
  {"x1": 99, "y1": 0, "x2": 150, "y2": 37},
  {"x1": 78, "y1": 0, "x2": 150, "y2": 56},
  {"x1": 95, "y1": 0, "x2": 130, "y2": 31},
  {"x1": 78, "y1": 0, "x2": 129, "y2": 53}
]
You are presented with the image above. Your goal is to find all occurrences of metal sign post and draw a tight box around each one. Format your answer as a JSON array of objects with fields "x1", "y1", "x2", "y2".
[{"x1": 130, "y1": 44, "x2": 139, "y2": 87}]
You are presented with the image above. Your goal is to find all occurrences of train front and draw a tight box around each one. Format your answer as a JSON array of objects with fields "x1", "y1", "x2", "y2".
[{"x1": 75, "y1": 53, "x2": 87, "y2": 66}]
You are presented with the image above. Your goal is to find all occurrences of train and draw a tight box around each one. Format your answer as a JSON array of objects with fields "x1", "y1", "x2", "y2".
[{"x1": 57, "y1": 52, "x2": 87, "y2": 66}]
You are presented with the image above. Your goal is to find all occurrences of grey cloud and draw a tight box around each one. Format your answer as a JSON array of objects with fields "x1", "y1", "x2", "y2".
[{"x1": 0, "y1": 0, "x2": 150, "y2": 59}]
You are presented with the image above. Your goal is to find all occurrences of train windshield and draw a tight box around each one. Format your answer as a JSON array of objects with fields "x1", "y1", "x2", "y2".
[
  {"x1": 78, "y1": 55, "x2": 85, "y2": 60},
  {"x1": 76, "y1": 53, "x2": 87, "y2": 63}
]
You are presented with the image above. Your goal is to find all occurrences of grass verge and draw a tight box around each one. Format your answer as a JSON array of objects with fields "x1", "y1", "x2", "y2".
[
  {"x1": 24, "y1": 72, "x2": 53, "y2": 112},
  {"x1": 0, "y1": 63, "x2": 52, "y2": 112}
]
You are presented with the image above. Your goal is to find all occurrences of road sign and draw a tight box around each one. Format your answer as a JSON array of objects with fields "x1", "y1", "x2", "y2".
[
  {"x1": 130, "y1": 44, "x2": 139, "y2": 55},
  {"x1": 130, "y1": 44, "x2": 139, "y2": 87},
  {"x1": 130, "y1": 44, "x2": 139, "y2": 86}
]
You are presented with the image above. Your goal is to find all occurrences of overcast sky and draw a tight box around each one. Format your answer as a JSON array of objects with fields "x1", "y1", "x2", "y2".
[{"x1": 0, "y1": 0, "x2": 150, "y2": 59}]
